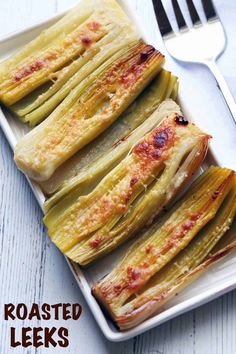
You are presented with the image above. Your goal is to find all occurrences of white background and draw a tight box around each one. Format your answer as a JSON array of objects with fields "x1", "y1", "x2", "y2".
[{"x1": 0, "y1": 0, "x2": 236, "y2": 353}]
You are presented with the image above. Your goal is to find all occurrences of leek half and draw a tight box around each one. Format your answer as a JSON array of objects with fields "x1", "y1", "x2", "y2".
[
  {"x1": 44, "y1": 112, "x2": 210, "y2": 265},
  {"x1": 14, "y1": 41, "x2": 164, "y2": 181},
  {"x1": 92, "y1": 167, "x2": 236, "y2": 330}
]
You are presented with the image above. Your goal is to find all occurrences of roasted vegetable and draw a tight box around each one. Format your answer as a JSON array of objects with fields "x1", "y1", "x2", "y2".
[
  {"x1": 44, "y1": 98, "x2": 181, "y2": 212},
  {"x1": 0, "y1": 0, "x2": 138, "y2": 115},
  {"x1": 14, "y1": 41, "x2": 164, "y2": 181},
  {"x1": 10, "y1": 23, "x2": 138, "y2": 126},
  {"x1": 92, "y1": 167, "x2": 236, "y2": 330},
  {"x1": 41, "y1": 70, "x2": 179, "y2": 197},
  {"x1": 44, "y1": 112, "x2": 210, "y2": 265}
]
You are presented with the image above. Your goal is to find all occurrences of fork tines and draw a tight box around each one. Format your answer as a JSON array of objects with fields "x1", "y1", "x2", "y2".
[
  {"x1": 201, "y1": 0, "x2": 218, "y2": 21},
  {"x1": 152, "y1": 0, "x2": 173, "y2": 36},
  {"x1": 172, "y1": 0, "x2": 187, "y2": 30},
  {"x1": 186, "y1": 0, "x2": 201, "y2": 26},
  {"x1": 153, "y1": 0, "x2": 219, "y2": 38}
]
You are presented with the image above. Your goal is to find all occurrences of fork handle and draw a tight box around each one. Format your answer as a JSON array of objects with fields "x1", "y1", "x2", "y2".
[{"x1": 206, "y1": 60, "x2": 236, "y2": 125}]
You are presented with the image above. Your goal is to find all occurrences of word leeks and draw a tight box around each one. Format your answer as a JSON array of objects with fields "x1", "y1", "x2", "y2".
[
  {"x1": 92, "y1": 167, "x2": 236, "y2": 330},
  {"x1": 44, "y1": 112, "x2": 210, "y2": 265},
  {"x1": 14, "y1": 41, "x2": 164, "y2": 181}
]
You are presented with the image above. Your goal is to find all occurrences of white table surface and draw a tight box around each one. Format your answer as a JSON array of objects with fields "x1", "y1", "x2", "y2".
[{"x1": 0, "y1": 0, "x2": 236, "y2": 353}]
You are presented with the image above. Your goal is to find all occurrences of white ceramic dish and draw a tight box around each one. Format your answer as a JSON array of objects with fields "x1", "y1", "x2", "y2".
[{"x1": 0, "y1": 0, "x2": 236, "y2": 342}]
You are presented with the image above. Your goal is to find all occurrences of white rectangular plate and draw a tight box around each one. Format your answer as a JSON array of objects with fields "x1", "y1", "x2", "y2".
[{"x1": 0, "y1": 0, "x2": 236, "y2": 342}]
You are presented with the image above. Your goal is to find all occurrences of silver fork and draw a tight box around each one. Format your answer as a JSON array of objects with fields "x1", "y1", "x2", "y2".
[{"x1": 152, "y1": 0, "x2": 236, "y2": 124}]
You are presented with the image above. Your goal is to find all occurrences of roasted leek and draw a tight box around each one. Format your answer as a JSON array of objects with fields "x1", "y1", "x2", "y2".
[
  {"x1": 11, "y1": 23, "x2": 138, "y2": 126},
  {"x1": 41, "y1": 70, "x2": 179, "y2": 197},
  {"x1": 14, "y1": 41, "x2": 164, "y2": 181},
  {"x1": 44, "y1": 99, "x2": 181, "y2": 211},
  {"x1": 0, "y1": 0, "x2": 138, "y2": 115},
  {"x1": 92, "y1": 167, "x2": 236, "y2": 330},
  {"x1": 44, "y1": 112, "x2": 210, "y2": 265}
]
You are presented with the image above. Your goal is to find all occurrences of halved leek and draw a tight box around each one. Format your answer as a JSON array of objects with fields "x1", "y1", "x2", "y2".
[
  {"x1": 14, "y1": 41, "x2": 164, "y2": 181},
  {"x1": 11, "y1": 23, "x2": 138, "y2": 126},
  {"x1": 44, "y1": 112, "x2": 210, "y2": 265},
  {"x1": 0, "y1": 0, "x2": 138, "y2": 109},
  {"x1": 43, "y1": 100, "x2": 180, "y2": 212},
  {"x1": 92, "y1": 167, "x2": 236, "y2": 330},
  {"x1": 40, "y1": 70, "x2": 178, "y2": 197}
]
